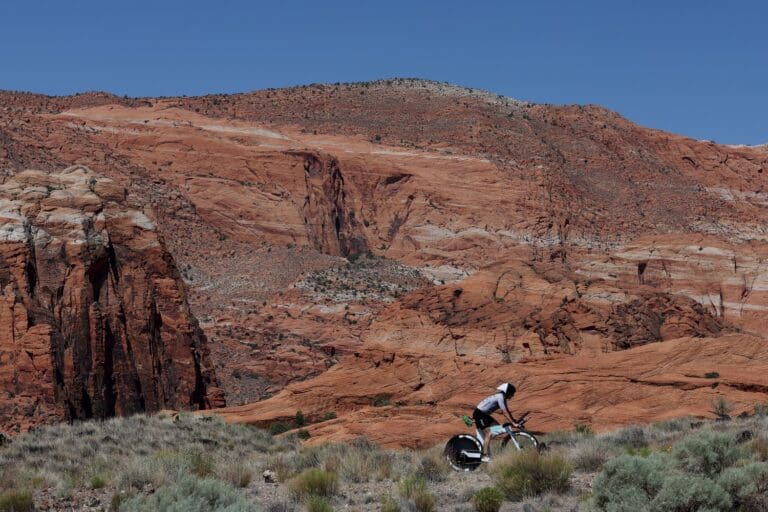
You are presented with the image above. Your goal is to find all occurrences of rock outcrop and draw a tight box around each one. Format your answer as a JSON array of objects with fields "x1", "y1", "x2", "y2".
[
  {"x1": 1, "y1": 82, "x2": 768, "y2": 444},
  {"x1": 0, "y1": 166, "x2": 223, "y2": 432}
]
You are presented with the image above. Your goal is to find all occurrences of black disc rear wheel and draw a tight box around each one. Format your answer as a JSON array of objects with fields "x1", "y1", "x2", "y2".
[{"x1": 444, "y1": 434, "x2": 483, "y2": 471}]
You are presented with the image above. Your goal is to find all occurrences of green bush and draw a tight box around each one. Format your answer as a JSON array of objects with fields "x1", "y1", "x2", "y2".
[
  {"x1": 490, "y1": 450, "x2": 571, "y2": 499},
  {"x1": 718, "y1": 462, "x2": 768, "y2": 511},
  {"x1": 305, "y1": 496, "x2": 333, "y2": 512},
  {"x1": 671, "y1": 431, "x2": 742, "y2": 477},
  {"x1": 119, "y1": 476, "x2": 250, "y2": 512},
  {"x1": 288, "y1": 469, "x2": 339, "y2": 501},
  {"x1": 0, "y1": 489, "x2": 34, "y2": 512},
  {"x1": 90, "y1": 474, "x2": 107, "y2": 489},
  {"x1": 472, "y1": 487, "x2": 504, "y2": 512},
  {"x1": 704, "y1": 371, "x2": 720, "y2": 379},
  {"x1": 649, "y1": 474, "x2": 731, "y2": 512},
  {"x1": 589, "y1": 454, "x2": 667, "y2": 511}
]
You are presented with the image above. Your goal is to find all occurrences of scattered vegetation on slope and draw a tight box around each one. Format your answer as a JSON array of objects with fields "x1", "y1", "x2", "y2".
[{"x1": 0, "y1": 410, "x2": 766, "y2": 510}]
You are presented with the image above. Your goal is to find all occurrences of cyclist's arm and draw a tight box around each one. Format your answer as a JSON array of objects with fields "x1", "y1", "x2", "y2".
[{"x1": 497, "y1": 395, "x2": 518, "y2": 426}]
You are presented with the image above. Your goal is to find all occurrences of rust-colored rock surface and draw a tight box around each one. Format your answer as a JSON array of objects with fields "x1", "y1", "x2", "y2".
[
  {"x1": 0, "y1": 80, "x2": 767, "y2": 443},
  {"x1": 0, "y1": 166, "x2": 222, "y2": 433}
]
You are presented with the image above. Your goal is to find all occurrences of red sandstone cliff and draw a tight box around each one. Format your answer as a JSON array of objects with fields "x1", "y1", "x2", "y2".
[
  {"x1": 0, "y1": 166, "x2": 223, "y2": 433},
  {"x1": 1, "y1": 81, "x2": 767, "y2": 443}
]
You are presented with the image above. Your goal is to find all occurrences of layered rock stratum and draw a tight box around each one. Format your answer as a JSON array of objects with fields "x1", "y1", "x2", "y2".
[
  {"x1": 0, "y1": 79, "x2": 766, "y2": 443},
  {"x1": 0, "y1": 166, "x2": 223, "y2": 432}
]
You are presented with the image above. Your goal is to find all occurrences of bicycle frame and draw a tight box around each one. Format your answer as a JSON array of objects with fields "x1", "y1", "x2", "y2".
[{"x1": 477, "y1": 424, "x2": 527, "y2": 448}]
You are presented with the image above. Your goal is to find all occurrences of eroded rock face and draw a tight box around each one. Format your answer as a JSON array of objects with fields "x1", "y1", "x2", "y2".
[{"x1": 0, "y1": 166, "x2": 223, "y2": 432}]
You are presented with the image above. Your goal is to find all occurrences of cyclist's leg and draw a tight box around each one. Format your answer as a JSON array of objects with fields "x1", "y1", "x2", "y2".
[{"x1": 473, "y1": 409, "x2": 497, "y2": 456}]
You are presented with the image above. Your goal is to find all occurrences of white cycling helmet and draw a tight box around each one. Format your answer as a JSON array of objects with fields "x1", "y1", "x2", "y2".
[{"x1": 497, "y1": 382, "x2": 516, "y2": 398}]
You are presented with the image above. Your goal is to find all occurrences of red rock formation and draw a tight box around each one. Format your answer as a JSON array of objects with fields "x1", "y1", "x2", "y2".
[
  {"x1": 1, "y1": 81, "x2": 767, "y2": 444},
  {"x1": 0, "y1": 166, "x2": 222, "y2": 433}
]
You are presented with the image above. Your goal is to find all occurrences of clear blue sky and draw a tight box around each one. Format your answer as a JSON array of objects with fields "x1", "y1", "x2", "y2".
[{"x1": 1, "y1": 1, "x2": 766, "y2": 144}]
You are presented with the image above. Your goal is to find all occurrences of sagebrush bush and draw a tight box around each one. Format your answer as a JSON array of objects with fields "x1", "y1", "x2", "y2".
[
  {"x1": 649, "y1": 474, "x2": 731, "y2": 512},
  {"x1": 287, "y1": 438, "x2": 395, "y2": 483},
  {"x1": 397, "y1": 475, "x2": 436, "y2": 511},
  {"x1": 288, "y1": 469, "x2": 338, "y2": 501},
  {"x1": 607, "y1": 425, "x2": 647, "y2": 449},
  {"x1": 217, "y1": 462, "x2": 253, "y2": 488},
  {"x1": 490, "y1": 450, "x2": 571, "y2": 499},
  {"x1": 413, "y1": 447, "x2": 449, "y2": 482},
  {"x1": 747, "y1": 434, "x2": 768, "y2": 462},
  {"x1": 570, "y1": 438, "x2": 611, "y2": 472},
  {"x1": 0, "y1": 489, "x2": 34, "y2": 512},
  {"x1": 119, "y1": 476, "x2": 251, "y2": 511},
  {"x1": 718, "y1": 462, "x2": 768, "y2": 511},
  {"x1": 671, "y1": 431, "x2": 742, "y2": 477},
  {"x1": 589, "y1": 454, "x2": 667, "y2": 511},
  {"x1": 472, "y1": 487, "x2": 504, "y2": 512}
]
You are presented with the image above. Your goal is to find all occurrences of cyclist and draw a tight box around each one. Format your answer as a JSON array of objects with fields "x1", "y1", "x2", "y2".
[{"x1": 473, "y1": 383, "x2": 518, "y2": 461}]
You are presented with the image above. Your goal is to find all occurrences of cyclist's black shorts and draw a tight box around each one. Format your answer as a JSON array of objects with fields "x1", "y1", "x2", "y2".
[{"x1": 473, "y1": 408, "x2": 497, "y2": 429}]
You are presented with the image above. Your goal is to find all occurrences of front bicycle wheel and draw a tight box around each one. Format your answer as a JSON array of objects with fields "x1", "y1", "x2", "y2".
[{"x1": 500, "y1": 431, "x2": 539, "y2": 453}]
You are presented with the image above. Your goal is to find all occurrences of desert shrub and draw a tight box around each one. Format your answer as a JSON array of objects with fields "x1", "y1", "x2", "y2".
[
  {"x1": 490, "y1": 450, "x2": 571, "y2": 499},
  {"x1": 270, "y1": 422, "x2": 291, "y2": 435},
  {"x1": 472, "y1": 487, "x2": 504, "y2": 512},
  {"x1": 711, "y1": 396, "x2": 734, "y2": 420},
  {"x1": 671, "y1": 431, "x2": 743, "y2": 477},
  {"x1": 589, "y1": 454, "x2": 667, "y2": 511},
  {"x1": 608, "y1": 425, "x2": 647, "y2": 449},
  {"x1": 380, "y1": 496, "x2": 401, "y2": 512},
  {"x1": 651, "y1": 417, "x2": 693, "y2": 433},
  {"x1": 718, "y1": 462, "x2": 768, "y2": 511},
  {"x1": 755, "y1": 403, "x2": 768, "y2": 417},
  {"x1": 746, "y1": 434, "x2": 768, "y2": 461},
  {"x1": 217, "y1": 462, "x2": 253, "y2": 488},
  {"x1": 288, "y1": 469, "x2": 338, "y2": 501},
  {"x1": 704, "y1": 371, "x2": 720, "y2": 379},
  {"x1": 288, "y1": 439, "x2": 394, "y2": 483},
  {"x1": 321, "y1": 412, "x2": 337, "y2": 421},
  {"x1": 573, "y1": 423, "x2": 594, "y2": 435},
  {"x1": 398, "y1": 476, "x2": 427, "y2": 500},
  {"x1": 90, "y1": 474, "x2": 107, "y2": 489},
  {"x1": 649, "y1": 474, "x2": 731, "y2": 512},
  {"x1": 305, "y1": 496, "x2": 333, "y2": 512},
  {"x1": 0, "y1": 489, "x2": 33, "y2": 512},
  {"x1": 570, "y1": 438, "x2": 611, "y2": 472},
  {"x1": 411, "y1": 490, "x2": 436, "y2": 512},
  {"x1": 119, "y1": 476, "x2": 250, "y2": 512},
  {"x1": 397, "y1": 476, "x2": 436, "y2": 512},
  {"x1": 412, "y1": 447, "x2": 449, "y2": 482}
]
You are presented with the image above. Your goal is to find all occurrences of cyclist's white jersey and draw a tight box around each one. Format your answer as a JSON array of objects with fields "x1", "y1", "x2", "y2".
[{"x1": 476, "y1": 391, "x2": 509, "y2": 415}]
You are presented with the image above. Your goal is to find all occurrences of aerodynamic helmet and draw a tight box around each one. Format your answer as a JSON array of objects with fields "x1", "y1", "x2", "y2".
[{"x1": 497, "y1": 382, "x2": 516, "y2": 398}]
